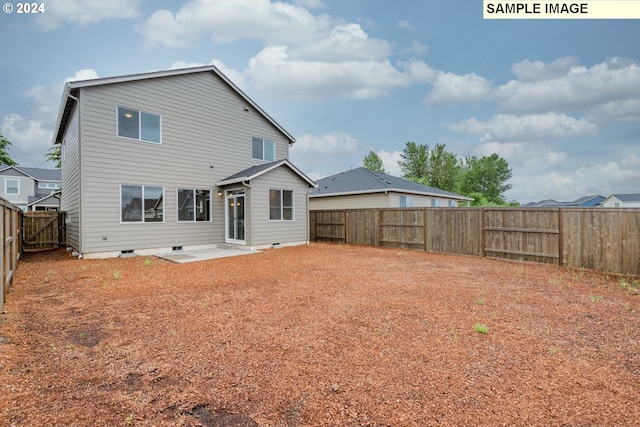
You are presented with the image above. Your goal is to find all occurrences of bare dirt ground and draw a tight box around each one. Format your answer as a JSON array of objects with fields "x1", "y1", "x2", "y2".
[{"x1": 1, "y1": 243, "x2": 639, "y2": 426}]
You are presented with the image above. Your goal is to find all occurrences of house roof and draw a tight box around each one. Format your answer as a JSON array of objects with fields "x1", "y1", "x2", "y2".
[
  {"x1": 0, "y1": 165, "x2": 61, "y2": 182},
  {"x1": 310, "y1": 167, "x2": 472, "y2": 200},
  {"x1": 524, "y1": 195, "x2": 605, "y2": 207},
  {"x1": 28, "y1": 190, "x2": 62, "y2": 207},
  {"x1": 217, "y1": 159, "x2": 316, "y2": 188},
  {"x1": 53, "y1": 65, "x2": 296, "y2": 146},
  {"x1": 607, "y1": 194, "x2": 640, "y2": 202}
]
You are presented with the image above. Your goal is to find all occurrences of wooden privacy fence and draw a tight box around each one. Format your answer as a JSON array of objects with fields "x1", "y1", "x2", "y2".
[
  {"x1": 310, "y1": 208, "x2": 640, "y2": 276},
  {"x1": 0, "y1": 197, "x2": 22, "y2": 312},
  {"x1": 23, "y1": 211, "x2": 67, "y2": 252}
]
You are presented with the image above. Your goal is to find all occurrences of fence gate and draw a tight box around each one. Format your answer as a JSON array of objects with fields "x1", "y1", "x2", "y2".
[{"x1": 23, "y1": 211, "x2": 66, "y2": 251}]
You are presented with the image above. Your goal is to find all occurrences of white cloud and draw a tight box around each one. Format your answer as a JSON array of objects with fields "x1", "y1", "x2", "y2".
[
  {"x1": 377, "y1": 150, "x2": 402, "y2": 176},
  {"x1": 494, "y1": 57, "x2": 640, "y2": 114},
  {"x1": 245, "y1": 46, "x2": 430, "y2": 99},
  {"x1": 404, "y1": 40, "x2": 428, "y2": 56},
  {"x1": 476, "y1": 141, "x2": 567, "y2": 170},
  {"x1": 448, "y1": 113, "x2": 598, "y2": 142},
  {"x1": 576, "y1": 154, "x2": 640, "y2": 193},
  {"x1": 290, "y1": 23, "x2": 392, "y2": 62},
  {"x1": 586, "y1": 99, "x2": 640, "y2": 123},
  {"x1": 293, "y1": 132, "x2": 360, "y2": 155},
  {"x1": 137, "y1": 0, "x2": 331, "y2": 49},
  {"x1": 289, "y1": 131, "x2": 365, "y2": 179},
  {"x1": 2, "y1": 114, "x2": 52, "y2": 166},
  {"x1": 1, "y1": 69, "x2": 103, "y2": 167},
  {"x1": 65, "y1": 69, "x2": 99, "y2": 82},
  {"x1": 424, "y1": 71, "x2": 491, "y2": 105},
  {"x1": 35, "y1": 0, "x2": 141, "y2": 30},
  {"x1": 294, "y1": 0, "x2": 325, "y2": 8},
  {"x1": 397, "y1": 20, "x2": 413, "y2": 30},
  {"x1": 511, "y1": 56, "x2": 580, "y2": 82}
]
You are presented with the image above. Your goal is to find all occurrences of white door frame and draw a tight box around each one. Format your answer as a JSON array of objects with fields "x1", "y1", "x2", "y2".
[{"x1": 225, "y1": 189, "x2": 246, "y2": 244}]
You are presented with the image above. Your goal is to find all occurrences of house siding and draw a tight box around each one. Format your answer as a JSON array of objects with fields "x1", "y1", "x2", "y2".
[
  {"x1": 309, "y1": 193, "x2": 390, "y2": 210},
  {"x1": 310, "y1": 192, "x2": 462, "y2": 210},
  {"x1": 249, "y1": 167, "x2": 310, "y2": 247},
  {"x1": 61, "y1": 105, "x2": 81, "y2": 250},
  {"x1": 602, "y1": 196, "x2": 640, "y2": 208},
  {"x1": 74, "y1": 71, "x2": 291, "y2": 255},
  {"x1": 388, "y1": 193, "x2": 460, "y2": 208}
]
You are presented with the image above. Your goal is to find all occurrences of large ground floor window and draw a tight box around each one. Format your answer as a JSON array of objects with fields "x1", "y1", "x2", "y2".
[
  {"x1": 121, "y1": 185, "x2": 164, "y2": 223},
  {"x1": 269, "y1": 189, "x2": 294, "y2": 221},
  {"x1": 177, "y1": 189, "x2": 211, "y2": 222}
]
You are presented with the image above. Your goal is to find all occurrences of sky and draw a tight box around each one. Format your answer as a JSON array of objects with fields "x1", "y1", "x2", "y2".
[{"x1": 0, "y1": 0, "x2": 639, "y2": 203}]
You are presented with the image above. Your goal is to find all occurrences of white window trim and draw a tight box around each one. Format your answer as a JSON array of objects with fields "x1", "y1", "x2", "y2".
[
  {"x1": 38, "y1": 182, "x2": 61, "y2": 189},
  {"x1": 5, "y1": 179, "x2": 19, "y2": 195},
  {"x1": 116, "y1": 106, "x2": 162, "y2": 144},
  {"x1": 176, "y1": 188, "x2": 213, "y2": 223},
  {"x1": 119, "y1": 184, "x2": 165, "y2": 224},
  {"x1": 269, "y1": 189, "x2": 295, "y2": 222}
]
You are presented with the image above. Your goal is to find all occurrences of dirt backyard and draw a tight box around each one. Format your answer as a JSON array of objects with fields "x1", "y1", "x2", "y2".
[{"x1": 1, "y1": 243, "x2": 639, "y2": 426}]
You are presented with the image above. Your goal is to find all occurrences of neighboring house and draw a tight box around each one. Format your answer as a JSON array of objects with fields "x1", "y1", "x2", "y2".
[
  {"x1": 524, "y1": 195, "x2": 605, "y2": 208},
  {"x1": 0, "y1": 165, "x2": 62, "y2": 211},
  {"x1": 52, "y1": 66, "x2": 315, "y2": 259},
  {"x1": 601, "y1": 194, "x2": 640, "y2": 208},
  {"x1": 309, "y1": 167, "x2": 472, "y2": 210}
]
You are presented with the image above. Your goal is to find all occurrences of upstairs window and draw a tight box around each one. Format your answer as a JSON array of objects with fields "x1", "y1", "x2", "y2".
[
  {"x1": 252, "y1": 137, "x2": 275, "y2": 161},
  {"x1": 38, "y1": 182, "x2": 61, "y2": 190},
  {"x1": 117, "y1": 106, "x2": 161, "y2": 143},
  {"x1": 5, "y1": 179, "x2": 19, "y2": 195}
]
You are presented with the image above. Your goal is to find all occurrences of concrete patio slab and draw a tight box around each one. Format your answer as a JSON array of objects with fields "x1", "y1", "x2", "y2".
[{"x1": 157, "y1": 247, "x2": 261, "y2": 263}]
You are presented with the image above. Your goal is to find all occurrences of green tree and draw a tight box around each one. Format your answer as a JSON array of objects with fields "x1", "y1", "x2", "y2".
[
  {"x1": 398, "y1": 141, "x2": 429, "y2": 181},
  {"x1": 457, "y1": 154, "x2": 513, "y2": 204},
  {"x1": 45, "y1": 144, "x2": 62, "y2": 168},
  {"x1": 428, "y1": 143, "x2": 460, "y2": 192},
  {"x1": 0, "y1": 129, "x2": 18, "y2": 166},
  {"x1": 362, "y1": 150, "x2": 385, "y2": 173}
]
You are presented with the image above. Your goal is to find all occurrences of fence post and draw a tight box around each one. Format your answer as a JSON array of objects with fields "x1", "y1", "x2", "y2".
[
  {"x1": 481, "y1": 208, "x2": 486, "y2": 258},
  {"x1": 558, "y1": 208, "x2": 564, "y2": 267},
  {"x1": 378, "y1": 209, "x2": 383, "y2": 247},
  {"x1": 343, "y1": 210, "x2": 349, "y2": 244},
  {"x1": 423, "y1": 208, "x2": 428, "y2": 253}
]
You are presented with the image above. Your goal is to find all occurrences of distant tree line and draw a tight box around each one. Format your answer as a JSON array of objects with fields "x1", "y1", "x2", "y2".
[{"x1": 362, "y1": 142, "x2": 516, "y2": 206}]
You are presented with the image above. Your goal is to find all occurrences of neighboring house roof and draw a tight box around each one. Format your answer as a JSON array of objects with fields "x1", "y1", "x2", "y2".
[
  {"x1": 27, "y1": 190, "x2": 61, "y2": 207},
  {"x1": 568, "y1": 195, "x2": 605, "y2": 207},
  {"x1": 53, "y1": 65, "x2": 296, "y2": 146},
  {"x1": 217, "y1": 159, "x2": 316, "y2": 188},
  {"x1": 523, "y1": 199, "x2": 564, "y2": 207},
  {"x1": 524, "y1": 195, "x2": 605, "y2": 207},
  {"x1": 310, "y1": 167, "x2": 472, "y2": 201},
  {"x1": 0, "y1": 165, "x2": 61, "y2": 182},
  {"x1": 606, "y1": 194, "x2": 640, "y2": 202}
]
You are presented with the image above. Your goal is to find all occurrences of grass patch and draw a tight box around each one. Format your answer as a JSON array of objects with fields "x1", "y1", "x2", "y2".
[{"x1": 474, "y1": 323, "x2": 489, "y2": 334}]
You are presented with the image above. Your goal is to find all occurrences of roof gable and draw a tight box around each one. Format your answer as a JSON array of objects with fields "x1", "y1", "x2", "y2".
[
  {"x1": 0, "y1": 165, "x2": 61, "y2": 181},
  {"x1": 310, "y1": 167, "x2": 471, "y2": 200},
  {"x1": 53, "y1": 65, "x2": 295, "y2": 145},
  {"x1": 217, "y1": 159, "x2": 316, "y2": 188}
]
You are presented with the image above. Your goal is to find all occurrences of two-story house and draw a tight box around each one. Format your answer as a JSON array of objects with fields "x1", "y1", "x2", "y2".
[
  {"x1": 0, "y1": 166, "x2": 62, "y2": 211},
  {"x1": 52, "y1": 66, "x2": 315, "y2": 259}
]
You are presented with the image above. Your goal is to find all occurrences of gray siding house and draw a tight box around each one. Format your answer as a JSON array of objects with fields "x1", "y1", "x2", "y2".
[
  {"x1": 0, "y1": 166, "x2": 61, "y2": 211},
  {"x1": 53, "y1": 66, "x2": 315, "y2": 259},
  {"x1": 310, "y1": 167, "x2": 472, "y2": 210}
]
